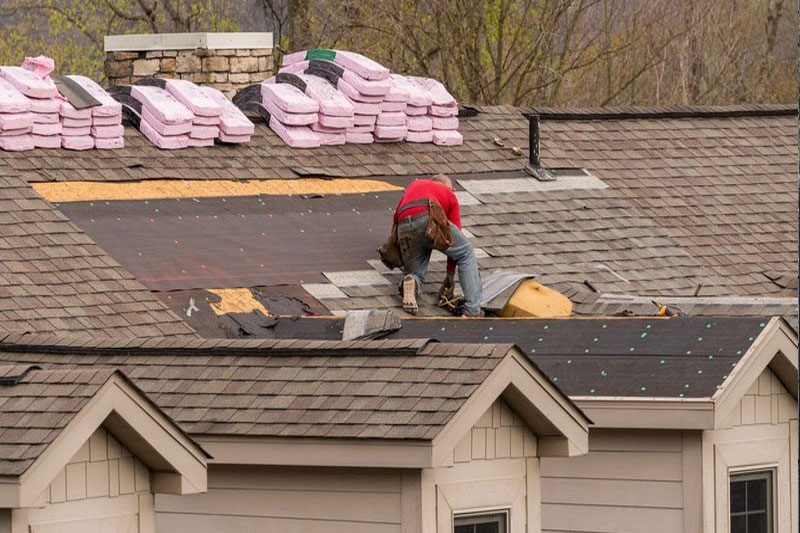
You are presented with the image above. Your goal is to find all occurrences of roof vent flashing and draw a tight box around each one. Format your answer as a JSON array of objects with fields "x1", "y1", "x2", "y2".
[{"x1": 524, "y1": 114, "x2": 557, "y2": 182}]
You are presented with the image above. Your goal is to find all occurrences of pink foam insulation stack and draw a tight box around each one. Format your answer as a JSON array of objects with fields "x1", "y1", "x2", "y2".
[
  {"x1": 131, "y1": 85, "x2": 194, "y2": 149},
  {"x1": 201, "y1": 87, "x2": 254, "y2": 143},
  {"x1": 0, "y1": 78, "x2": 34, "y2": 151},
  {"x1": 165, "y1": 79, "x2": 223, "y2": 147},
  {"x1": 260, "y1": 82, "x2": 321, "y2": 147},
  {"x1": 67, "y1": 75, "x2": 124, "y2": 149},
  {"x1": 266, "y1": 49, "x2": 461, "y2": 147},
  {"x1": 0, "y1": 65, "x2": 60, "y2": 151}
]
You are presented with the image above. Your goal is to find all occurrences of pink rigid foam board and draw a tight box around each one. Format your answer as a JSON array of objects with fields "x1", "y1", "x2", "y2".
[
  {"x1": 29, "y1": 98, "x2": 60, "y2": 114},
  {"x1": 61, "y1": 117, "x2": 92, "y2": 128},
  {"x1": 0, "y1": 112, "x2": 34, "y2": 131},
  {"x1": 310, "y1": 122, "x2": 344, "y2": 134},
  {"x1": 278, "y1": 61, "x2": 308, "y2": 75},
  {"x1": 0, "y1": 67, "x2": 57, "y2": 98},
  {"x1": 0, "y1": 79, "x2": 31, "y2": 113},
  {"x1": 61, "y1": 135, "x2": 94, "y2": 150},
  {"x1": 389, "y1": 75, "x2": 433, "y2": 106},
  {"x1": 341, "y1": 69, "x2": 389, "y2": 96},
  {"x1": 92, "y1": 114, "x2": 122, "y2": 126},
  {"x1": 383, "y1": 83, "x2": 410, "y2": 103},
  {"x1": 406, "y1": 115, "x2": 432, "y2": 131},
  {"x1": 218, "y1": 132, "x2": 251, "y2": 144},
  {"x1": 261, "y1": 83, "x2": 319, "y2": 114},
  {"x1": 335, "y1": 51, "x2": 390, "y2": 81},
  {"x1": 380, "y1": 100, "x2": 406, "y2": 113},
  {"x1": 262, "y1": 97, "x2": 316, "y2": 126},
  {"x1": 193, "y1": 115, "x2": 221, "y2": 126},
  {"x1": 200, "y1": 86, "x2": 255, "y2": 137},
  {"x1": 347, "y1": 124, "x2": 374, "y2": 134},
  {"x1": 404, "y1": 105, "x2": 428, "y2": 116},
  {"x1": 94, "y1": 137, "x2": 124, "y2": 150},
  {"x1": 345, "y1": 131, "x2": 373, "y2": 144},
  {"x1": 187, "y1": 136, "x2": 214, "y2": 147},
  {"x1": 190, "y1": 125, "x2": 220, "y2": 140},
  {"x1": 32, "y1": 122, "x2": 61, "y2": 136},
  {"x1": 337, "y1": 78, "x2": 383, "y2": 103},
  {"x1": 428, "y1": 104, "x2": 458, "y2": 117},
  {"x1": 165, "y1": 79, "x2": 223, "y2": 117},
  {"x1": 432, "y1": 130, "x2": 463, "y2": 146},
  {"x1": 61, "y1": 126, "x2": 91, "y2": 137},
  {"x1": 295, "y1": 74, "x2": 353, "y2": 117},
  {"x1": 66, "y1": 75, "x2": 122, "y2": 117},
  {"x1": 376, "y1": 112, "x2": 406, "y2": 126},
  {"x1": 316, "y1": 130, "x2": 346, "y2": 145},
  {"x1": 140, "y1": 120, "x2": 190, "y2": 150},
  {"x1": 34, "y1": 112, "x2": 59, "y2": 124},
  {"x1": 0, "y1": 127, "x2": 30, "y2": 137},
  {"x1": 32, "y1": 134, "x2": 61, "y2": 148},
  {"x1": 406, "y1": 130, "x2": 434, "y2": 143},
  {"x1": 21, "y1": 56, "x2": 54, "y2": 78},
  {"x1": 374, "y1": 124, "x2": 407, "y2": 139},
  {"x1": 409, "y1": 76, "x2": 456, "y2": 106},
  {"x1": 59, "y1": 101, "x2": 92, "y2": 120},
  {"x1": 141, "y1": 106, "x2": 192, "y2": 136},
  {"x1": 268, "y1": 116, "x2": 320, "y2": 148},
  {"x1": 353, "y1": 114, "x2": 377, "y2": 126},
  {"x1": 317, "y1": 113, "x2": 354, "y2": 129},
  {"x1": 432, "y1": 116, "x2": 459, "y2": 130},
  {"x1": 346, "y1": 98, "x2": 380, "y2": 116},
  {"x1": 91, "y1": 124, "x2": 124, "y2": 138},
  {"x1": 0, "y1": 134, "x2": 34, "y2": 151},
  {"x1": 131, "y1": 85, "x2": 194, "y2": 124}
]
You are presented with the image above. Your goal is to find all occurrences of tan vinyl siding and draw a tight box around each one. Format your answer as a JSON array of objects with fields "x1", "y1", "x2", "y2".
[
  {"x1": 540, "y1": 429, "x2": 686, "y2": 533},
  {"x1": 12, "y1": 426, "x2": 154, "y2": 533},
  {"x1": 155, "y1": 464, "x2": 403, "y2": 533},
  {"x1": 710, "y1": 368, "x2": 798, "y2": 533}
]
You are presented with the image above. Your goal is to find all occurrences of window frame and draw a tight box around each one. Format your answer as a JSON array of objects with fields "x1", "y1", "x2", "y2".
[
  {"x1": 453, "y1": 509, "x2": 510, "y2": 533},
  {"x1": 729, "y1": 468, "x2": 775, "y2": 533}
]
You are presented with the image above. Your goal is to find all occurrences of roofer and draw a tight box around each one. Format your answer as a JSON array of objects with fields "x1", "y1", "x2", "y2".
[{"x1": 392, "y1": 174, "x2": 482, "y2": 316}]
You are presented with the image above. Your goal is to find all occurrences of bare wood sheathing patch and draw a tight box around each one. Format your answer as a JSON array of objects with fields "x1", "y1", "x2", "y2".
[
  {"x1": 33, "y1": 179, "x2": 402, "y2": 202},
  {"x1": 207, "y1": 288, "x2": 270, "y2": 316}
]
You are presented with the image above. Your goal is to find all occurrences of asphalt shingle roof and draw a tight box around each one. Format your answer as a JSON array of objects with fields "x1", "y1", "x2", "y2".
[
  {"x1": 0, "y1": 169, "x2": 196, "y2": 338},
  {"x1": 0, "y1": 335, "x2": 512, "y2": 440}
]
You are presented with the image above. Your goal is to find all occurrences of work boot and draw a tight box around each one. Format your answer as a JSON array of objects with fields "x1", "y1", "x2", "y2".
[{"x1": 402, "y1": 275, "x2": 418, "y2": 315}]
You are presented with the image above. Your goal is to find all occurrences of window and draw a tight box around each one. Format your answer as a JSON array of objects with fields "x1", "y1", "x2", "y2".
[
  {"x1": 454, "y1": 510, "x2": 508, "y2": 533},
  {"x1": 730, "y1": 470, "x2": 773, "y2": 533}
]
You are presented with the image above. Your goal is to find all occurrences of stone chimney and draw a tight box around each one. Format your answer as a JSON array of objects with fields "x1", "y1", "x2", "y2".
[{"x1": 103, "y1": 32, "x2": 273, "y2": 96}]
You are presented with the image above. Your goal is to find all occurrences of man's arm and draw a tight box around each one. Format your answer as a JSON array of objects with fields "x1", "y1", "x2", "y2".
[{"x1": 445, "y1": 189, "x2": 461, "y2": 274}]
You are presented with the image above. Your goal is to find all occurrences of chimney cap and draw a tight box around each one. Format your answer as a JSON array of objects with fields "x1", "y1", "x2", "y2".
[{"x1": 104, "y1": 32, "x2": 273, "y2": 52}]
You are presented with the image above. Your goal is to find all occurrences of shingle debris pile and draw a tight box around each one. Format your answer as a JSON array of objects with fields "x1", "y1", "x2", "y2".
[
  {"x1": 0, "y1": 56, "x2": 123, "y2": 151},
  {"x1": 235, "y1": 48, "x2": 462, "y2": 148},
  {"x1": 109, "y1": 79, "x2": 254, "y2": 149}
]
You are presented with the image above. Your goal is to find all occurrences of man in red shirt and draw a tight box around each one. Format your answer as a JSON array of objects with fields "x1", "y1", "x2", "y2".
[{"x1": 393, "y1": 174, "x2": 482, "y2": 316}]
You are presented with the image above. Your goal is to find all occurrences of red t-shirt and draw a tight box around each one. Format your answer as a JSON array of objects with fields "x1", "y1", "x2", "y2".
[
  {"x1": 393, "y1": 179, "x2": 461, "y2": 229},
  {"x1": 393, "y1": 179, "x2": 461, "y2": 273}
]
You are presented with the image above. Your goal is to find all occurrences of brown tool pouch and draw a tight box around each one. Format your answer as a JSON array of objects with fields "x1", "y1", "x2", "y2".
[
  {"x1": 425, "y1": 199, "x2": 452, "y2": 252},
  {"x1": 378, "y1": 198, "x2": 452, "y2": 269}
]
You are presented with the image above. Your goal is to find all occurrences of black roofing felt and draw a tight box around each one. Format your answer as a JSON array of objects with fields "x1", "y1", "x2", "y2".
[
  {"x1": 56, "y1": 192, "x2": 404, "y2": 291},
  {"x1": 267, "y1": 316, "x2": 771, "y2": 398}
]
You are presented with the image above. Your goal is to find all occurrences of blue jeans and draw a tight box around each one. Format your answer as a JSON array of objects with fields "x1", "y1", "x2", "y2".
[{"x1": 397, "y1": 214, "x2": 482, "y2": 315}]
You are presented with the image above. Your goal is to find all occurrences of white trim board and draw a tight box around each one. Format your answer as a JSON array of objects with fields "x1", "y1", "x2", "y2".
[{"x1": 104, "y1": 32, "x2": 273, "y2": 52}]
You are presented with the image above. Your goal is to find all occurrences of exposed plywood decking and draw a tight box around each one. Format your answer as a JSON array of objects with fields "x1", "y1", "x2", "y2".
[{"x1": 33, "y1": 178, "x2": 401, "y2": 202}]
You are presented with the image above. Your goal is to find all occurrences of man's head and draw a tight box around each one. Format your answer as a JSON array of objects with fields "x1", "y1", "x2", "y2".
[{"x1": 430, "y1": 173, "x2": 453, "y2": 189}]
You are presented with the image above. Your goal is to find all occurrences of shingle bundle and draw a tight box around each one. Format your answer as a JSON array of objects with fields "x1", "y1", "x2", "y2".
[
  {"x1": 164, "y1": 79, "x2": 223, "y2": 147},
  {"x1": 201, "y1": 86, "x2": 254, "y2": 144},
  {"x1": 0, "y1": 66, "x2": 61, "y2": 151},
  {"x1": 259, "y1": 82, "x2": 320, "y2": 148},
  {"x1": 0, "y1": 78, "x2": 34, "y2": 151},
  {"x1": 67, "y1": 75, "x2": 123, "y2": 150},
  {"x1": 129, "y1": 84, "x2": 193, "y2": 149},
  {"x1": 260, "y1": 49, "x2": 462, "y2": 148},
  {"x1": 59, "y1": 100, "x2": 93, "y2": 150}
]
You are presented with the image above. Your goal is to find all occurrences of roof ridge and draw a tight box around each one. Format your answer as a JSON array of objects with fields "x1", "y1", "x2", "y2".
[{"x1": 523, "y1": 103, "x2": 798, "y2": 120}]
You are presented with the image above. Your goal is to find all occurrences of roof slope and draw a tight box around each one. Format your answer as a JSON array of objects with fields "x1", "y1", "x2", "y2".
[
  {"x1": 0, "y1": 169, "x2": 196, "y2": 337},
  {"x1": 257, "y1": 315, "x2": 772, "y2": 398},
  {"x1": 0, "y1": 365, "x2": 115, "y2": 475},
  {"x1": 0, "y1": 336, "x2": 513, "y2": 440}
]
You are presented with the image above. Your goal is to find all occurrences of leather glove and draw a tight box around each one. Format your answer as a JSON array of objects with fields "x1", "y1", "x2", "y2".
[{"x1": 438, "y1": 272, "x2": 455, "y2": 301}]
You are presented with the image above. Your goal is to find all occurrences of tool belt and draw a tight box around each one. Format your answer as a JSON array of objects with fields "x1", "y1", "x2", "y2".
[{"x1": 377, "y1": 198, "x2": 453, "y2": 270}]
